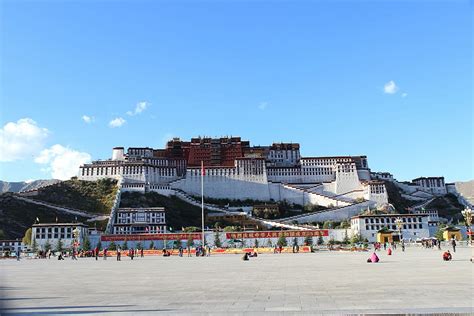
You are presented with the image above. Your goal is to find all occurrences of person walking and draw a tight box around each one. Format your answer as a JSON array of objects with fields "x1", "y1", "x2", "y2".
[
  {"x1": 140, "y1": 248, "x2": 144, "y2": 258},
  {"x1": 401, "y1": 240, "x2": 405, "y2": 252},
  {"x1": 187, "y1": 244, "x2": 191, "y2": 257},
  {"x1": 451, "y1": 238, "x2": 456, "y2": 253},
  {"x1": 117, "y1": 247, "x2": 121, "y2": 261},
  {"x1": 103, "y1": 247, "x2": 108, "y2": 260},
  {"x1": 129, "y1": 248, "x2": 134, "y2": 260},
  {"x1": 16, "y1": 248, "x2": 21, "y2": 261},
  {"x1": 178, "y1": 246, "x2": 183, "y2": 257},
  {"x1": 95, "y1": 246, "x2": 99, "y2": 260}
]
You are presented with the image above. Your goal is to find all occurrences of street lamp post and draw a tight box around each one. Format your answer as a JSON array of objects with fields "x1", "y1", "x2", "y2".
[{"x1": 461, "y1": 207, "x2": 472, "y2": 246}]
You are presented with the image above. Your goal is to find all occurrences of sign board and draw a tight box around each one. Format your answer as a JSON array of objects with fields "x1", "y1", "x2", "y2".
[{"x1": 225, "y1": 230, "x2": 328, "y2": 239}]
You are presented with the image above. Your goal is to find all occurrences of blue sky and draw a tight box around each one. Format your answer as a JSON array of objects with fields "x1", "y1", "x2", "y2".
[{"x1": 0, "y1": 0, "x2": 472, "y2": 182}]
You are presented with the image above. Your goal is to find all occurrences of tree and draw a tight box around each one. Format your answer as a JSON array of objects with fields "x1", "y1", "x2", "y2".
[
  {"x1": 108, "y1": 241, "x2": 117, "y2": 250},
  {"x1": 136, "y1": 242, "x2": 142, "y2": 250},
  {"x1": 323, "y1": 221, "x2": 334, "y2": 229},
  {"x1": 22, "y1": 228, "x2": 32, "y2": 245},
  {"x1": 317, "y1": 234, "x2": 324, "y2": 245},
  {"x1": 342, "y1": 230, "x2": 350, "y2": 244},
  {"x1": 304, "y1": 235, "x2": 313, "y2": 246},
  {"x1": 187, "y1": 235, "x2": 194, "y2": 248},
  {"x1": 266, "y1": 239, "x2": 273, "y2": 247},
  {"x1": 55, "y1": 239, "x2": 64, "y2": 252},
  {"x1": 32, "y1": 238, "x2": 38, "y2": 252},
  {"x1": 254, "y1": 239, "x2": 259, "y2": 248},
  {"x1": 83, "y1": 237, "x2": 91, "y2": 251},
  {"x1": 434, "y1": 224, "x2": 446, "y2": 241},
  {"x1": 350, "y1": 233, "x2": 362, "y2": 245},
  {"x1": 214, "y1": 223, "x2": 222, "y2": 248},
  {"x1": 277, "y1": 234, "x2": 287, "y2": 247},
  {"x1": 122, "y1": 241, "x2": 128, "y2": 250},
  {"x1": 173, "y1": 239, "x2": 181, "y2": 249},
  {"x1": 149, "y1": 241, "x2": 154, "y2": 250},
  {"x1": 44, "y1": 239, "x2": 52, "y2": 252},
  {"x1": 339, "y1": 220, "x2": 351, "y2": 229}
]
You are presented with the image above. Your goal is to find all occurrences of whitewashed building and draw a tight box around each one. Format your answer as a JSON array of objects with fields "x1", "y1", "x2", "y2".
[
  {"x1": 113, "y1": 207, "x2": 166, "y2": 235},
  {"x1": 351, "y1": 214, "x2": 430, "y2": 242},
  {"x1": 32, "y1": 223, "x2": 89, "y2": 250},
  {"x1": 0, "y1": 240, "x2": 25, "y2": 253},
  {"x1": 411, "y1": 177, "x2": 447, "y2": 195}
]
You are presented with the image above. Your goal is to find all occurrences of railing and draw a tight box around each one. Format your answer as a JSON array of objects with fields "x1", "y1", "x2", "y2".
[{"x1": 105, "y1": 178, "x2": 123, "y2": 234}]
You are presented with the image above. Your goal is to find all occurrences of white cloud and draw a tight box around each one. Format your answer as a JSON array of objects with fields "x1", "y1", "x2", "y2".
[
  {"x1": 82, "y1": 115, "x2": 94, "y2": 124},
  {"x1": 402, "y1": 93, "x2": 408, "y2": 98},
  {"x1": 108, "y1": 117, "x2": 126, "y2": 128},
  {"x1": 127, "y1": 101, "x2": 149, "y2": 116},
  {"x1": 0, "y1": 118, "x2": 49, "y2": 162},
  {"x1": 384, "y1": 80, "x2": 399, "y2": 94},
  {"x1": 35, "y1": 144, "x2": 91, "y2": 180},
  {"x1": 258, "y1": 102, "x2": 268, "y2": 110}
]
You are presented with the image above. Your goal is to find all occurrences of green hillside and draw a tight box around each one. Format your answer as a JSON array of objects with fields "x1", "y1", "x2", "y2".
[
  {"x1": 33, "y1": 178, "x2": 118, "y2": 214},
  {"x1": 0, "y1": 193, "x2": 90, "y2": 239}
]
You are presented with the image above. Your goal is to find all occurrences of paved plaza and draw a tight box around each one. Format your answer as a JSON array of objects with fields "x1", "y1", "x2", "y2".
[{"x1": 1, "y1": 246, "x2": 473, "y2": 315}]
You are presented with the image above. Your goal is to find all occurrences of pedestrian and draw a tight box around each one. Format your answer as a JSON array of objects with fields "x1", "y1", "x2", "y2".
[
  {"x1": 401, "y1": 240, "x2": 405, "y2": 252},
  {"x1": 451, "y1": 238, "x2": 456, "y2": 252},
  {"x1": 187, "y1": 244, "x2": 191, "y2": 257},
  {"x1": 140, "y1": 248, "x2": 144, "y2": 258},
  {"x1": 117, "y1": 247, "x2": 121, "y2": 261},
  {"x1": 383, "y1": 242, "x2": 386, "y2": 251},
  {"x1": 443, "y1": 250, "x2": 452, "y2": 261},
  {"x1": 103, "y1": 247, "x2": 108, "y2": 260},
  {"x1": 437, "y1": 239, "x2": 441, "y2": 250},
  {"x1": 95, "y1": 246, "x2": 99, "y2": 260},
  {"x1": 178, "y1": 246, "x2": 183, "y2": 257},
  {"x1": 129, "y1": 248, "x2": 134, "y2": 260},
  {"x1": 16, "y1": 248, "x2": 21, "y2": 261},
  {"x1": 72, "y1": 248, "x2": 78, "y2": 260},
  {"x1": 206, "y1": 245, "x2": 211, "y2": 257}
]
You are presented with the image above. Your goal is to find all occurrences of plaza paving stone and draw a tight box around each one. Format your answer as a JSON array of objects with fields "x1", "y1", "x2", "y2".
[{"x1": 0, "y1": 246, "x2": 473, "y2": 315}]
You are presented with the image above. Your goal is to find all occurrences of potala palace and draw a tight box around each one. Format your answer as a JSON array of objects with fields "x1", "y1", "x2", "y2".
[{"x1": 77, "y1": 136, "x2": 458, "y2": 226}]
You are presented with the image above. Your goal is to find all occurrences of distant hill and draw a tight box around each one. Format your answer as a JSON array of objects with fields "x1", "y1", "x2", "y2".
[
  {"x1": 0, "y1": 179, "x2": 60, "y2": 193},
  {"x1": 0, "y1": 193, "x2": 91, "y2": 239},
  {"x1": 0, "y1": 178, "x2": 118, "y2": 239},
  {"x1": 455, "y1": 180, "x2": 474, "y2": 205}
]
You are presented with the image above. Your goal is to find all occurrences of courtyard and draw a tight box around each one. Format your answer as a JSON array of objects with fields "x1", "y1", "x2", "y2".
[{"x1": 0, "y1": 246, "x2": 473, "y2": 315}]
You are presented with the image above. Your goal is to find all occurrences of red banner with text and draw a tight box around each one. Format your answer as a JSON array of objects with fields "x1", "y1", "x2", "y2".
[{"x1": 226, "y1": 230, "x2": 328, "y2": 240}]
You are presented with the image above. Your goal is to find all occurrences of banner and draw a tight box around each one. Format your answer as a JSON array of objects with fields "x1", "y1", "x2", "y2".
[
  {"x1": 101, "y1": 233, "x2": 202, "y2": 242},
  {"x1": 225, "y1": 230, "x2": 328, "y2": 239}
]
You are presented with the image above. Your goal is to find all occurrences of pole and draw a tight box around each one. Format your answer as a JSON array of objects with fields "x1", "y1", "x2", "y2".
[{"x1": 201, "y1": 161, "x2": 205, "y2": 247}]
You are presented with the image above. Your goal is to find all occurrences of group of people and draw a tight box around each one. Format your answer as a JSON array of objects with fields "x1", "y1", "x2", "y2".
[{"x1": 242, "y1": 251, "x2": 258, "y2": 261}]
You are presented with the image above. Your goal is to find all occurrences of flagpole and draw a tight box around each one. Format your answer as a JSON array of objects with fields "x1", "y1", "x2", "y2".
[{"x1": 201, "y1": 160, "x2": 205, "y2": 248}]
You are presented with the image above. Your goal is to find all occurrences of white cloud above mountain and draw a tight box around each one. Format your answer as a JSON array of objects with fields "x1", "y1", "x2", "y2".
[
  {"x1": 35, "y1": 144, "x2": 91, "y2": 180},
  {"x1": 0, "y1": 118, "x2": 49, "y2": 162}
]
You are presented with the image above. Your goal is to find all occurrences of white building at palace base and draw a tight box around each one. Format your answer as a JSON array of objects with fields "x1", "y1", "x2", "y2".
[
  {"x1": 32, "y1": 223, "x2": 89, "y2": 250},
  {"x1": 351, "y1": 214, "x2": 430, "y2": 243}
]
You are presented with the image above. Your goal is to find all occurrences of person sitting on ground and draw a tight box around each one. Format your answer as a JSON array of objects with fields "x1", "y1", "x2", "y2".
[
  {"x1": 242, "y1": 252, "x2": 249, "y2": 261},
  {"x1": 367, "y1": 252, "x2": 379, "y2": 263},
  {"x1": 443, "y1": 250, "x2": 452, "y2": 261},
  {"x1": 250, "y1": 251, "x2": 258, "y2": 257},
  {"x1": 58, "y1": 252, "x2": 64, "y2": 260},
  {"x1": 387, "y1": 248, "x2": 392, "y2": 256}
]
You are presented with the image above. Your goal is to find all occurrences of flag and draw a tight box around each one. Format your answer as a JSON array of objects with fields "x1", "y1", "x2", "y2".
[
  {"x1": 36, "y1": 217, "x2": 39, "y2": 223},
  {"x1": 201, "y1": 161, "x2": 205, "y2": 176}
]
